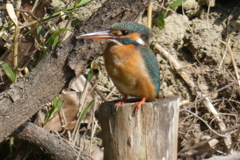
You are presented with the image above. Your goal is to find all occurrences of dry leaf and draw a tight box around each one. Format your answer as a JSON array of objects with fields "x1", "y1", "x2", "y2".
[
  {"x1": 70, "y1": 74, "x2": 86, "y2": 92},
  {"x1": 91, "y1": 147, "x2": 104, "y2": 160},
  {"x1": 6, "y1": 3, "x2": 18, "y2": 26},
  {"x1": 44, "y1": 90, "x2": 80, "y2": 132},
  {"x1": 62, "y1": 120, "x2": 77, "y2": 130},
  {"x1": 58, "y1": 20, "x2": 73, "y2": 42}
]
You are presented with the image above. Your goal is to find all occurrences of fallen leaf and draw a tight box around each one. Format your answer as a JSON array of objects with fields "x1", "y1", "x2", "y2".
[
  {"x1": 44, "y1": 90, "x2": 80, "y2": 131},
  {"x1": 6, "y1": 3, "x2": 18, "y2": 26}
]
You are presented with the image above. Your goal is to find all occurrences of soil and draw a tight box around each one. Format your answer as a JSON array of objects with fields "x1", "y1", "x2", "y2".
[
  {"x1": 152, "y1": 0, "x2": 240, "y2": 99},
  {"x1": 96, "y1": 0, "x2": 240, "y2": 159},
  {"x1": 0, "y1": 0, "x2": 239, "y2": 159},
  {"x1": 70, "y1": 0, "x2": 240, "y2": 159},
  {"x1": 147, "y1": 0, "x2": 240, "y2": 159}
]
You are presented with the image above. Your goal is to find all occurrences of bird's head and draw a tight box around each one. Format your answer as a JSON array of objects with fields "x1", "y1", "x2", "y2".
[{"x1": 76, "y1": 21, "x2": 151, "y2": 46}]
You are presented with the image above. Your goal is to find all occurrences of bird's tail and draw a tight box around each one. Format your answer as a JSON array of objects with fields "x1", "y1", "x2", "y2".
[{"x1": 157, "y1": 92, "x2": 165, "y2": 99}]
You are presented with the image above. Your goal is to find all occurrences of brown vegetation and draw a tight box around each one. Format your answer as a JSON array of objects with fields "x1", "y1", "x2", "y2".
[{"x1": 0, "y1": 0, "x2": 239, "y2": 159}]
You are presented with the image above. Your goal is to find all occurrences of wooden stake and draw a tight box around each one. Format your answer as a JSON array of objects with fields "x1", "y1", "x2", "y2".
[{"x1": 96, "y1": 96, "x2": 180, "y2": 160}]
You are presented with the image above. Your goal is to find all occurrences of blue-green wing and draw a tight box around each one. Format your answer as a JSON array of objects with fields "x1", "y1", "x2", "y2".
[{"x1": 137, "y1": 45, "x2": 160, "y2": 94}]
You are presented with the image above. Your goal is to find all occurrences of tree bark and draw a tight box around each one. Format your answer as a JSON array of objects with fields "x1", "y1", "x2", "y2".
[
  {"x1": 96, "y1": 97, "x2": 180, "y2": 160},
  {"x1": 0, "y1": 0, "x2": 151, "y2": 143},
  {"x1": 14, "y1": 122, "x2": 81, "y2": 160}
]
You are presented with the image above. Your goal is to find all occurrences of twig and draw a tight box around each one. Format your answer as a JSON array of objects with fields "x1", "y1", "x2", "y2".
[
  {"x1": 15, "y1": 0, "x2": 21, "y2": 18},
  {"x1": 72, "y1": 78, "x2": 91, "y2": 143},
  {"x1": 90, "y1": 100, "x2": 98, "y2": 154},
  {"x1": 155, "y1": 43, "x2": 196, "y2": 91},
  {"x1": 180, "y1": 108, "x2": 226, "y2": 137},
  {"x1": 147, "y1": 1, "x2": 153, "y2": 28},
  {"x1": 13, "y1": 25, "x2": 19, "y2": 73},
  {"x1": 185, "y1": 80, "x2": 239, "y2": 109},
  {"x1": 105, "y1": 79, "x2": 118, "y2": 100},
  {"x1": 155, "y1": 42, "x2": 239, "y2": 106},
  {"x1": 60, "y1": 107, "x2": 72, "y2": 141},
  {"x1": 179, "y1": 135, "x2": 218, "y2": 154},
  {"x1": 90, "y1": 81, "x2": 108, "y2": 101},
  {"x1": 106, "y1": 86, "x2": 117, "y2": 100},
  {"x1": 227, "y1": 127, "x2": 240, "y2": 154},
  {"x1": 6, "y1": 3, "x2": 19, "y2": 81},
  {"x1": 218, "y1": 49, "x2": 227, "y2": 69},
  {"x1": 220, "y1": 40, "x2": 240, "y2": 88},
  {"x1": 180, "y1": 100, "x2": 190, "y2": 106},
  {"x1": 94, "y1": 87, "x2": 108, "y2": 101},
  {"x1": 15, "y1": 8, "x2": 48, "y2": 30},
  {"x1": 198, "y1": 92, "x2": 232, "y2": 150},
  {"x1": 155, "y1": 43, "x2": 237, "y2": 150},
  {"x1": 206, "y1": 0, "x2": 215, "y2": 30}
]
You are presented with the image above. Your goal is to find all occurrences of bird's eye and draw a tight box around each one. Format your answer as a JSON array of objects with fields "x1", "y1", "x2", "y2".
[{"x1": 121, "y1": 30, "x2": 129, "y2": 36}]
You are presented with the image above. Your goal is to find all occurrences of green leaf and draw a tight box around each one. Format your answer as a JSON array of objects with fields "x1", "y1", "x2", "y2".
[
  {"x1": 9, "y1": 136, "x2": 14, "y2": 154},
  {"x1": 157, "y1": 9, "x2": 167, "y2": 29},
  {"x1": 76, "y1": 0, "x2": 91, "y2": 7},
  {"x1": 36, "y1": 24, "x2": 46, "y2": 38},
  {"x1": 46, "y1": 28, "x2": 73, "y2": 49},
  {"x1": 169, "y1": 0, "x2": 187, "y2": 9},
  {"x1": 44, "y1": 97, "x2": 64, "y2": 123},
  {"x1": 0, "y1": 61, "x2": 16, "y2": 82},
  {"x1": 86, "y1": 69, "x2": 94, "y2": 82},
  {"x1": 72, "y1": 100, "x2": 94, "y2": 140},
  {"x1": 66, "y1": 0, "x2": 91, "y2": 11},
  {"x1": 52, "y1": 38, "x2": 60, "y2": 48},
  {"x1": 79, "y1": 100, "x2": 94, "y2": 123},
  {"x1": 86, "y1": 61, "x2": 98, "y2": 81},
  {"x1": 51, "y1": 28, "x2": 72, "y2": 40}
]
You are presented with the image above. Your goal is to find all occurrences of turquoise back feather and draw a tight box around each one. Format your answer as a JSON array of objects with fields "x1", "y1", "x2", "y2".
[{"x1": 137, "y1": 45, "x2": 160, "y2": 94}]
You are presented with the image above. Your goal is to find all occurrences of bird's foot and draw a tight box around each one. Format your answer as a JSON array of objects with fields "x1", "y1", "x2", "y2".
[
  {"x1": 134, "y1": 97, "x2": 146, "y2": 114},
  {"x1": 115, "y1": 97, "x2": 127, "y2": 108}
]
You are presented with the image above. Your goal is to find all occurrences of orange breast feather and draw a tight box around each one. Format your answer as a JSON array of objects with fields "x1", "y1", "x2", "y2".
[{"x1": 104, "y1": 42, "x2": 156, "y2": 101}]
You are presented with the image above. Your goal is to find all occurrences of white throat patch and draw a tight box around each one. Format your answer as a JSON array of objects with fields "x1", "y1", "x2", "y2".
[
  {"x1": 109, "y1": 39, "x2": 123, "y2": 46},
  {"x1": 136, "y1": 37, "x2": 146, "y2": 46}
]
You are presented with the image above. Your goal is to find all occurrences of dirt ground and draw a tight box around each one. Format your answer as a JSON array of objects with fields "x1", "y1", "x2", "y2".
[
  {"x1": 88, "y1": 0, "x2": 240, "y2": 159},
  {"x1": 0, "y1": 0, "x2": 239, "y2": 159},
  {"x1": 148, "y1": 0, "x2": 240, "y2": 159},
  {"x1": 96, "y1": 0, "x2": 240, "y2": 159}
]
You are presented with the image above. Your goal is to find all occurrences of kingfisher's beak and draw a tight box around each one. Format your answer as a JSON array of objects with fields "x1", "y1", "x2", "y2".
[{"x1": 76, "y1": 30, "x2": 116, "y2": 40}]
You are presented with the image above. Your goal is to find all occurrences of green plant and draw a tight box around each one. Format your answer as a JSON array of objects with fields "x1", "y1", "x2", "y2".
[
  {"x1": 86, "y1": 61, "x2": 98, "y2": 82},
  {"x1": 1, "y1": 1, "x2": 91, "y2": 84},
  {"x1": 45, "y1": 28, "x2": 73, "y2": 50},
  {"x1": 0, "y1": 61, "x2": 17, "y2": 83},
  {"x1": 79, "y1": 100, "x2": 94, "y2": 125},
  {"x1": 35, "y1": 1, "x2": 91, "y2": 54},
  {"x1": 157, "y1": 0, "x2": 187, "y2": 28},
  {"x1": 44, "y1": 97, "x2": 64, "y2": 123}
]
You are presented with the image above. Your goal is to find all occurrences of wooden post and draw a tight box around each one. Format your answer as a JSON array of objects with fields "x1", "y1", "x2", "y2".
[{"x1": 96, "y1": 96, "x2": 180, "y2": 160}]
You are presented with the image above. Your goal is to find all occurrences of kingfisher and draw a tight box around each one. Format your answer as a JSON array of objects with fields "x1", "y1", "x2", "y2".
[{"x1": 76, "y1": 21, "x2": 163, "y2": 113}]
